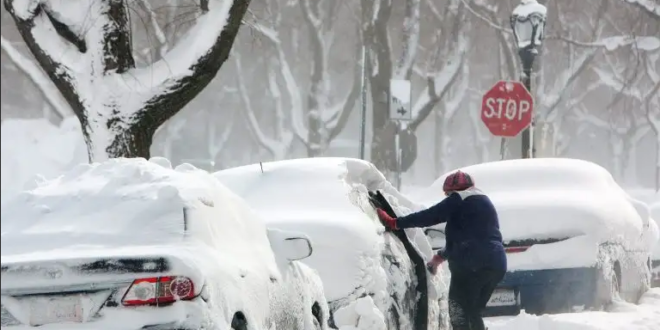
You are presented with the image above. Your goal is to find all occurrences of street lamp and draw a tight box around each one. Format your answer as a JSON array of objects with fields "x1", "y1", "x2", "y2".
[{"x1": 510, "y1": 0, "x2": 547, "y2": 159}]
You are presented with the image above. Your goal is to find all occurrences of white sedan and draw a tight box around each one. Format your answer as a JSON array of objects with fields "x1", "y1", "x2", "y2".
[{"x1": 0, "y1": 157, "x2": 328, "y2": 330}]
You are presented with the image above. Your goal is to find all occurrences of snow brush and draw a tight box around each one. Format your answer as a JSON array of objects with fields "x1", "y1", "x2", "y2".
[{"x1": 367, "y1": 190, "x2": 430, "y2": 330}]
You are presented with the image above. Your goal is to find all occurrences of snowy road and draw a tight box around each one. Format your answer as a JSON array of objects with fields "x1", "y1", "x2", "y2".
[{"x1": 485, "y1": 288, "x2": 660, "y2": 330}]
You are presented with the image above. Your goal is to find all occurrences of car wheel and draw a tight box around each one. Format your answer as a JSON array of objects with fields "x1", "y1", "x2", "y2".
[
  {"x1": 609, "y1": 262, "x2": 622, "y2": 302},
  {"x1": 231, "y1": 312, "x2": 248, "y2": 330},
  {"x1": 311, "y1": 302, "x2": 323, "y2": 330}
]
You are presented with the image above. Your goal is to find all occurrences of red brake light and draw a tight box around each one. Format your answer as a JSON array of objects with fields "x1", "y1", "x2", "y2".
[
  {"x1": 505, "y1": 246, "x2": 530, "y2": 254},
  {"x1": 122, "y1": 276, "x2": 195, "y2": 306}
]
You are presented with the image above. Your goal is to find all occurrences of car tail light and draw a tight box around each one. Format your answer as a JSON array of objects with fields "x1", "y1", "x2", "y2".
[
  {"x1": 122, "y1": 276, "x2": 195, "y2": 306},
  {"x1": 505, "y1": 246, "x2": 530, "y2": 254}
]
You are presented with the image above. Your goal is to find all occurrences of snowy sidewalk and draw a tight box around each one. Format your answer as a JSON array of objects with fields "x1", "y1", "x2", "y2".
[{"x1": 485, "y1": 288, "x2": 660, "y2": 330}]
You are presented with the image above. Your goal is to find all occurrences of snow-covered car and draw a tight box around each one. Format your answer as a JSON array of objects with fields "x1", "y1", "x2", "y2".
[
  {"x1": 419, "y1": 158, "x2": 659, "y2": 316},
  {"x1": 214, "y1": 158, "x2": 448, "y2": 330},
  {"x1": 0, "y1": 157, "x2": 329, "y2": 330}
]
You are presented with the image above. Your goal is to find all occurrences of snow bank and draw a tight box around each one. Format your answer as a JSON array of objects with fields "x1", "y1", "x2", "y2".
[
  {"x1": 214, "y1": 157, "x2": 447, "y2": 329},
  {"x1": 0, "y1": 117, "x2": 86, "y2": 206},
  {"x1": 486, "y1": 288, "x2": 660, "y2": 330}
]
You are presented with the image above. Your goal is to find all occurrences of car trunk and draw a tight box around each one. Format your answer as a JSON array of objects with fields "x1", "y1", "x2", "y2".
[{"x1": 1, "y1": 248, "x2": 196, "y2": 327}]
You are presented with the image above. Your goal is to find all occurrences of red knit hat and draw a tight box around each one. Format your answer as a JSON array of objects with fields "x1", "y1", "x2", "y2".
[{"x1": 442, "y1": 170, "x2": 474, "y2": 192}]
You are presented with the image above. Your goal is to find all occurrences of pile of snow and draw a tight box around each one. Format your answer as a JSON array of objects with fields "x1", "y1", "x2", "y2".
[
  {"x1": 486, "y1": 288, "x2": 660, "y2": 330},
  {"x1": 418, "y1": 158, "x2": 658, "y2": 270},
  {"x1": 214, "y1": 157, "x2": 447, "y2": 330},
  {"x1": 1, "y1": 117, "x2": 86, "y2": 206},
  {"x1": 1, "y1": 156, "x2": 278, "y2": 268}
]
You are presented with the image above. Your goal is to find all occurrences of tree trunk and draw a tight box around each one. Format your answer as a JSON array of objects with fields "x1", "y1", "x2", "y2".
[
  {"x1": 5, "y1": 0, "x2": 250, "y2": 162},
  {"x1": 656, "y1": 137, "x2": 660, "y2": 192},
  {"x1": 362, "y1": 0, "x2": 394, "y2": 171},
  {"x1": 83, "y1": 120, "x2": 157, "y2": 162}
]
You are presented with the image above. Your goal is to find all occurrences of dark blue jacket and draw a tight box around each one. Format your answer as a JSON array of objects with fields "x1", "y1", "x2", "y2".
[{"x1": 396, "y1": 188, "x2": 507, "y2": 272}]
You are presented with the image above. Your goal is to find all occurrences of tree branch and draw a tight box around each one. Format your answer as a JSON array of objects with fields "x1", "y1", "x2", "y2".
[
  {"x1": 541, "y1": 49, "x2": 598, "y2": 119},
  {"x1": 0, "y1": 35, "x2": 70, "y2": 120},
  {"x1": 327, "y1": 30, "x2": 362, "y2": 140},
  {"x1": 393, "y1": 0, "x2": 420, "y2": 79},
  {"x1": 408, "y1": 31, "x2": 467, "y2": 132},
  {"x1": 136, "y1": 0, "x2": 169, "y2": 58},
  {"x1": 132, "y1": 0, "x2": 251, "y2": 133},
  {"x1": 103, "y1": 0, "x2": 135, "y2": 74},
  {"x1": 234, "y1": 56, "x2": 281, "y2": 158},
  {"x1": 4, "y1": 0, "x2": 85, "y2": 118},
  {"x1": 252, "y1": 23, "x2": 309, "y2": 144},
  {"x1": 619, "y1": 0, "x2": 660, "y2": 20}
]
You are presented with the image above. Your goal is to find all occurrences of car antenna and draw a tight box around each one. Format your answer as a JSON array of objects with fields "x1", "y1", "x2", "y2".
[{"x1": 260, "y1": 161, "x2": 264, "y2": 173}]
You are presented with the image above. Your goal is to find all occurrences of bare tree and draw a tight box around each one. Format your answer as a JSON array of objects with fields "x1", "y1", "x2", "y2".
[
  {"x1": 235, "y1": 55, "x2": 294, "y2": 160},
  {"x1": 644, "y1": 52, "x2": 660, "y2": 190},
  {"x1": 584, "y1": 49, "x2": 658, "y2": 186},
  {"x1": 4, "y1": 0, "x2": 250, "y2": 162},
  {"x1": 361, "y1": 0, "x2": 465, "y2": 173},
  {"x1": 618, "y1": 0, "x2": 660, "y2": 19},
  {"x1": 1, "y1": 35, "x2": 70, "y2": 121},
  {"x1": 240, "y1": 0, "x2": 361, "y2": 158}
]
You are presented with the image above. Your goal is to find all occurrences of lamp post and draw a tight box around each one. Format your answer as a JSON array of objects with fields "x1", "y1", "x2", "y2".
[{"x1": 510, "y1": 0, "x2": 547, "y2": 159}]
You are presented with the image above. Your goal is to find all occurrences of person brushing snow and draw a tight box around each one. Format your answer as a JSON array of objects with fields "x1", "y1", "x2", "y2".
[{"x1": 375, "y1": 170, "x2": 506, "y2": 330}]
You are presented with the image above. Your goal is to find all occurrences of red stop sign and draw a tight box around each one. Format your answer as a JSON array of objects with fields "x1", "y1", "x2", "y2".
[{"x1": 481, "y1": 81, "x2": 534, "y2": 137}]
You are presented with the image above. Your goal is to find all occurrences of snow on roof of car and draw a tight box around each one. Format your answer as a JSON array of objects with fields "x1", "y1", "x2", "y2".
[
  {"x1": 214, "y1": 157, "x2": 433, "y2": 301},
  {"x1": 420, "y1": 158, "x2": 648, "y2": 244},
  {"x1": 431, "y1": 158, "x2": 617, "y2": 194},
  {"x1": 1, "y1": 157, "x2": 272, "y2": 263}
]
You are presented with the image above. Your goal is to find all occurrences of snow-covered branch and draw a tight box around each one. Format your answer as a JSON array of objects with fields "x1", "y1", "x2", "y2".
[
  {"x1": 252, "y1": 23, "x2": 309, "y2": 145},
  {"x1": 234, "y1": 56, "x2": 291, "y2": 160},
  {"x1": 393, "y1": 0, "x2": 420, "y2": 79},
  {"x1": 0, "y1": 35, "x2": 70, "y2": 120},
  {"x1": 407, "y1": 0, "x2": 468, "y2": 132},
  {"x1": 619, "y1": 0, "x2": 660, "y2": 19},
  {"x1": 4, "y1": 0, "x2": 251, "y2": 161},
  {"x1": 207, "y1": 108, "x2": 235, "y2": 164},
  {"x1": 326, "y1": 31, "x2": 362, "y2": 141},
  {"x1": 551, "y1": 35, "x2": 660, "y2": 51},
  {"x1": 135, "y1": 0, "x2": 169, "y2": 59},
  {"x1": 539, "y1": 49, "x2": 598, "y2": 120}
]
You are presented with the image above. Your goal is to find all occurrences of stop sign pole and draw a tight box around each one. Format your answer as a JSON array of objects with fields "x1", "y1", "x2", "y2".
[{"x1": 481, "y1": 81, "x2": 534, "y2": 158}]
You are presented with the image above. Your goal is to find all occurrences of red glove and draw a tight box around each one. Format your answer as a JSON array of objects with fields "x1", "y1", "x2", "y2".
[
  {"x1": 426, "y1": 254, "x2": 445, "y2": 275},
  {"x1": 376, "y1": 209, "x2": 398, "y2": 230}
]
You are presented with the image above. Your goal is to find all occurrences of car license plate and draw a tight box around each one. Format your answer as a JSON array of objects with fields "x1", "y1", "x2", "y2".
[
  {"x1": 29, "y1": 295, "x2": 83, "y2": 326},
  {"x1": 486, "y1": 288, "x2": 517, "y2": 307}
]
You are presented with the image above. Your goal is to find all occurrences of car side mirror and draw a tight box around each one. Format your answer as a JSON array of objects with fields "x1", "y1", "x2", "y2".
[
  {"x1": 424, "y1": 228, "x2": 446, "y2": 250},
  {"x1": 267, "y1": 228, "x2": 314, "y2": 262}
]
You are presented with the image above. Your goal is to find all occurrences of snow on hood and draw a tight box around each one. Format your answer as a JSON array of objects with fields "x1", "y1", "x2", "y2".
[
  {"x1": 214, "y1": 157, "x2": 434, "y2": 301},
  {"x1": 420, "y1": 158, "x2": 647, "y2": 244}
]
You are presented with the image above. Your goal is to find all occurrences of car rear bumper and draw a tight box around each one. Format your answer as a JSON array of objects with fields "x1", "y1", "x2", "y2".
[
  {"x1": 483, "y1": 267, "x2": 600, "y2": 316},
  {"x1": 1, "y1": 299, "x2": 211, "y2": 330}
]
